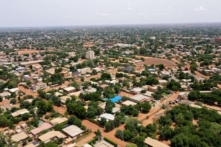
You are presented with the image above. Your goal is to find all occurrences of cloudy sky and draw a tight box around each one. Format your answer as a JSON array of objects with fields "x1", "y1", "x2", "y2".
[{"x1": 0, "y1": 0, "x2": 221, "y2": 27}]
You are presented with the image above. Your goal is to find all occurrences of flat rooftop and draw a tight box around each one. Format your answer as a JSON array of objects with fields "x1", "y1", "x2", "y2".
[
  {"x1": 50, "y1": 117, "x2": 68, "y2": 125},
  {"x1": 62, "y1": 125, "x2": 84, "y2": 138},
  {"x1": 38, "y1": 131, "x2": 66, "y2": 142},
  {"x1": 11, "y1": 132, "x2": 28, "y2": 142},
  {"x1": 144, "y1": 137, "x2": 170, "y2": 147}
]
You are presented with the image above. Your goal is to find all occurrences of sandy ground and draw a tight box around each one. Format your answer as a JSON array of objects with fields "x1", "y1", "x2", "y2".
[
  {"x1": 135, "y1": 57, "x2": 177, "y2": 70},
  {"x1": 53, "y1": 105, "x2": 67, "y2": 115},
  {"x1": 140, "y1": 92, "x2": 179, "y2": 126},
  {"x1": 82, "y1": 120, "x2": 128, "y2": 147},
  {"x1": 17, "y1": 49, "x2": 43, "y2": 55},
  {"x1": 217, "y1": 84, "x2": 221, "y2": 89},
  {"x1": 18, "y1": 85, "x2": 38, "y2": 98},
  {"x1": 194, "y1": 71, "x2": 210, "y2": 79},
  {"x1": 118, "y1": 91, "x2": 134, "y2": 98},
  {"x1": 75, "y1": 132, "x2": 95, "y2": 146}
]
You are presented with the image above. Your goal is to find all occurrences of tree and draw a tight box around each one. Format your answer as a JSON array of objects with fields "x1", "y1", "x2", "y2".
[
  {"x1": 156, "y1": 64, "x2": 165, "y2": 71},
  {"x1": 115, "y1": 130, "x2": 124, "y2": 140},
  {"x1": 0, "y1": 96, "x2": 3, "y2": 102},
  {"x1": 126, "y1": 143, "x2": 137, "y2": 147},
  {"x1": 140, "y1": 102, "x2": 151, "y2": 113},
  {"x1": 10, "y1": 98, "x2": 16, "y2": 104},
  {"x1": 68, "y1": 115, "x2": 82, "y2": 127},
  {"x1": 133, "y1": 136, "x2": 145, "y2": 147},
  {"x1": 21, "y1": 113, "x2": 30, "y2": 121},
  {"x1": 67, "y1": 102, "x2": 86, "y2": 119},
  {"x1": 94, "y1": 129, "x2": 102, "y2": 140},
  {"x1": 105, "y1": 100, "x2": 114, "y2": 113},
  {"x1": 188, "y1": 90, "x2": 200, "y2": 101},
  {"x1": 104, "y1": 121, "x2": 114, "y2": 132},
  {"x1": 36, "y1": 100, "x2": 48, "y2": 115},
  {"x1": 101, "y1": 73, "x2": 112, "y2": 80}
]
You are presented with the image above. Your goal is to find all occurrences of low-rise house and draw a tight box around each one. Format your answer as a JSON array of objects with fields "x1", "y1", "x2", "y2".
[
  {"x1": 38, "y1": 131, "x2": 66, "y2": 143},
  {"x1": 84, "y1": 87, "x2": 97, "y2": 94},
  {"x1": 131, "y1": 87, "x2": 144, "y2": 94},
  {"x1": 60, "y1": 95, "x2": 71, "y2": 104},
  {"x1": 8, "y1": 87, "x2": 19, "y2": 94},
  {"x1": 30, "y1": 123, "x2": 53, "y2": 136},
  {"x1": 11, "y1": 132, "x2": 28, "y2": 142},
  {"x1": 178, "y1": 92, "x2": 188, "y2": 99},
  {"x1": 0, "y1": 91, "x2": 11, "y2": 100},
  {"x1": 144, "y1": 137, "x2": 170, "y2": 147},
  {"x1": 32, "y1": 64, "x2": 42, "y2": 70},
  {"x1": 159, "y1": 80, "x2": 168, "y2": 86},
  {"x1": 11, "y1": 109, "x2": 29, "y2": 117},
  {"x1": 50, "y1": 117, "x2": 68, "y2": 126},
  {"x1": 63, "y1": 86, "x2": 76, "y2": 94},
  {"x1": 94, "y1": 140, "x2": 115, "y2": 147},
  {"x1": 32, "y1": 82, "x2": 47, "y2": 91},
  {"x1": 98, "y1": 113, "x2": 115, "y2": 121},
  {"x1": 130, "y1": 94, "x2": 153, "y2": 103},
  {"x1": 121, "y1": 100, "x2": 137, "y2": 106},
  {"x1": 62, "y1": 125, "x2": 84, "y2": 139}
]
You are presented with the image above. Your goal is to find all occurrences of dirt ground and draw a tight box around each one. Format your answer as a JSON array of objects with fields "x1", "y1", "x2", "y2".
[
  {"x1": 18, "y1": 85, "x2": 38, "y2": 98},
  {"x1": 194, "y1": 71, "x2": 210, "y2": 79},
  {"x1": 53, "y1": 105, "x2": 67, "y2": 115},
  {"x1": 17, "y1": 49, "x2": 43, "y2": 55},
  {"x1": 118, "y1": 91, "x2": 134, "y2": 98},
  {"x1": 136, "y1": 57, "x2": 177, "y2": 69},
  {"x1": 82, "y1": 120, "x2": 128, "y2": 147},
  {"x1": 140, "y1": 92, "x2": 179, "y2": 126},
  {"x1": 75, "y1": 132, "x2": 95, "y2": 146}
]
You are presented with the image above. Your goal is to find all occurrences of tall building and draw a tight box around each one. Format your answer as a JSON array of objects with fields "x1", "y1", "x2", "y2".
[{"x1": 86, "y1": 50, "x2": 95, "y2": 59}]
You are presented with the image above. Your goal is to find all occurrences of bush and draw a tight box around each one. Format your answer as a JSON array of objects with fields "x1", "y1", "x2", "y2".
[
  {"x1": 10, "y1": 98, "x2": 17, "y2": 104},
  {"x1": 104, "y1": 137, "x2": 118, "y2": 147}
]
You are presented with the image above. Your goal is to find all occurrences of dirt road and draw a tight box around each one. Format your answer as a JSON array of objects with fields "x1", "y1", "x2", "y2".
[
  {"x1": 82, "y1": 120, "x2": 128, "y2": 147},
  {"x1": 75, "y1": 132, "x2": 95, "y2": 146}
]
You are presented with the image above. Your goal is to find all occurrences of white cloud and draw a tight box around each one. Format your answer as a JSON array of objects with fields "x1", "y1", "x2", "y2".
[
  {"x1": 194, "y1": 6, "x2": 206, "y2": 12},
  {"x1": 127, "y1": 7, "x2": 132, "y2": 11}
]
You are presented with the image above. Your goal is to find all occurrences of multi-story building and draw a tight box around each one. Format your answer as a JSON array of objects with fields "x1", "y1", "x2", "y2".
[{"x1": 86, "y1": 50, "x2": 95, "y2": 59}]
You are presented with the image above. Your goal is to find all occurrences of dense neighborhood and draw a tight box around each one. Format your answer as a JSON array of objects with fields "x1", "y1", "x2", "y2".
[{"x1": 0, "y1": 24, "x2": 221, "y2": 147}]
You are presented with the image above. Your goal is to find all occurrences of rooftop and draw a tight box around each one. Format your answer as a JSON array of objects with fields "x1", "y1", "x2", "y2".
[
  {"x1": 62, "y1": 125, "x2": 84, "y2": 138},
  {"x1": 30, "y1": 123, "x2": 52, "y2": 135},
  {"x1": 63, "y1": 86, "x2": 76, "y2": 92},
  {"x1": 144, "y1": 137, "x2": 170, "y2": 147},
  {"x1": 11, "y1": 132, "x2": 28, "y2": 142},
  {"x1": 99, "y1": 113, "x2": 115, "y2": 121},
  {"x1": 50, "y1": 117, "x2": 68, "y2": 125},
  {"x1": 11, "y1": 109, "x2": 29, "y2": 117},
  {"x1": 38, "y1": 131, "x2": 66, "y2": 142},
  {"x1": 122, "y1": 100, "x2": 137, "y2": 106}
]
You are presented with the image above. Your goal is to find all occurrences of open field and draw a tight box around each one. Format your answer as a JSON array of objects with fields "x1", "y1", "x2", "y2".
[
  {"x1": 17, "y1": 49, "x2": 43, "y2": 55},
  {"x1": 136, "y1": 57, "x2": 177, "y2": 69}
]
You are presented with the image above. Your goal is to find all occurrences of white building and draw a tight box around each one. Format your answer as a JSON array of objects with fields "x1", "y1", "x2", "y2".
[{"x1": 86, "y1": 50, "x2": 95, "y2": 59}]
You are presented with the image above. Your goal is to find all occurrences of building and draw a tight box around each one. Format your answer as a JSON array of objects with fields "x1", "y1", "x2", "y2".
[
  {"x1": 50, "y1": 117, "x2": 68, "y2": 126},
  {"x1": 94, "y1": 140, "x2": 114, "y2": 147},
  {"x1": 86, "y1": 50, "x2": 95, "y2": 59},
  {"x1": 130, "y1": 94, "x2": 153, "y2": 103},
  {"x1": 30, "y1": 123, "x2": 53, "y2": 136},
  {"x1": 144, "y1": 137, "x2": 170, "y2": 147},
  {"x1": 63, "y1": 86, "x2": 76, "y2": 94},
  {"x1": 62, "y1": 125, "x2": 84, "y2": 138},
  {"x1": 11, "y1": 132, "x2": 28, "y2": 142},
  {"x1": 110, "y1": 95, "x2": 122, "y2": 103},
  {"x1": 38, "y1": 131, "x2": 66, "y2": 143},
  {"x1": 60, "y1": 95, "x2": 71, "y2": 104},
  {"x1": 98, "y1": 113, "x2": 115, "y2": 121},
  {"x1": 122, "y1": 100, "x2": 137, "y2": 106},
  {"x1": 11, "y1": 109, "x2": 29, "y2": 117},
  {"x1": 178, "y1": 92, "x2": 188, "y2": 99}
]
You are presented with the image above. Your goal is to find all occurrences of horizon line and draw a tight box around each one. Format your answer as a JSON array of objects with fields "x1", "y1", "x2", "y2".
[{"x1": 1, "y1": 22, "x2": 221, "y2": 29}]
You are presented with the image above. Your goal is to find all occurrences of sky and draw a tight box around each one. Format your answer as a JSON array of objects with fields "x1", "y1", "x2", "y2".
[{"x1": 0, "y1": 0, "x2": 221, "y2": 27}]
